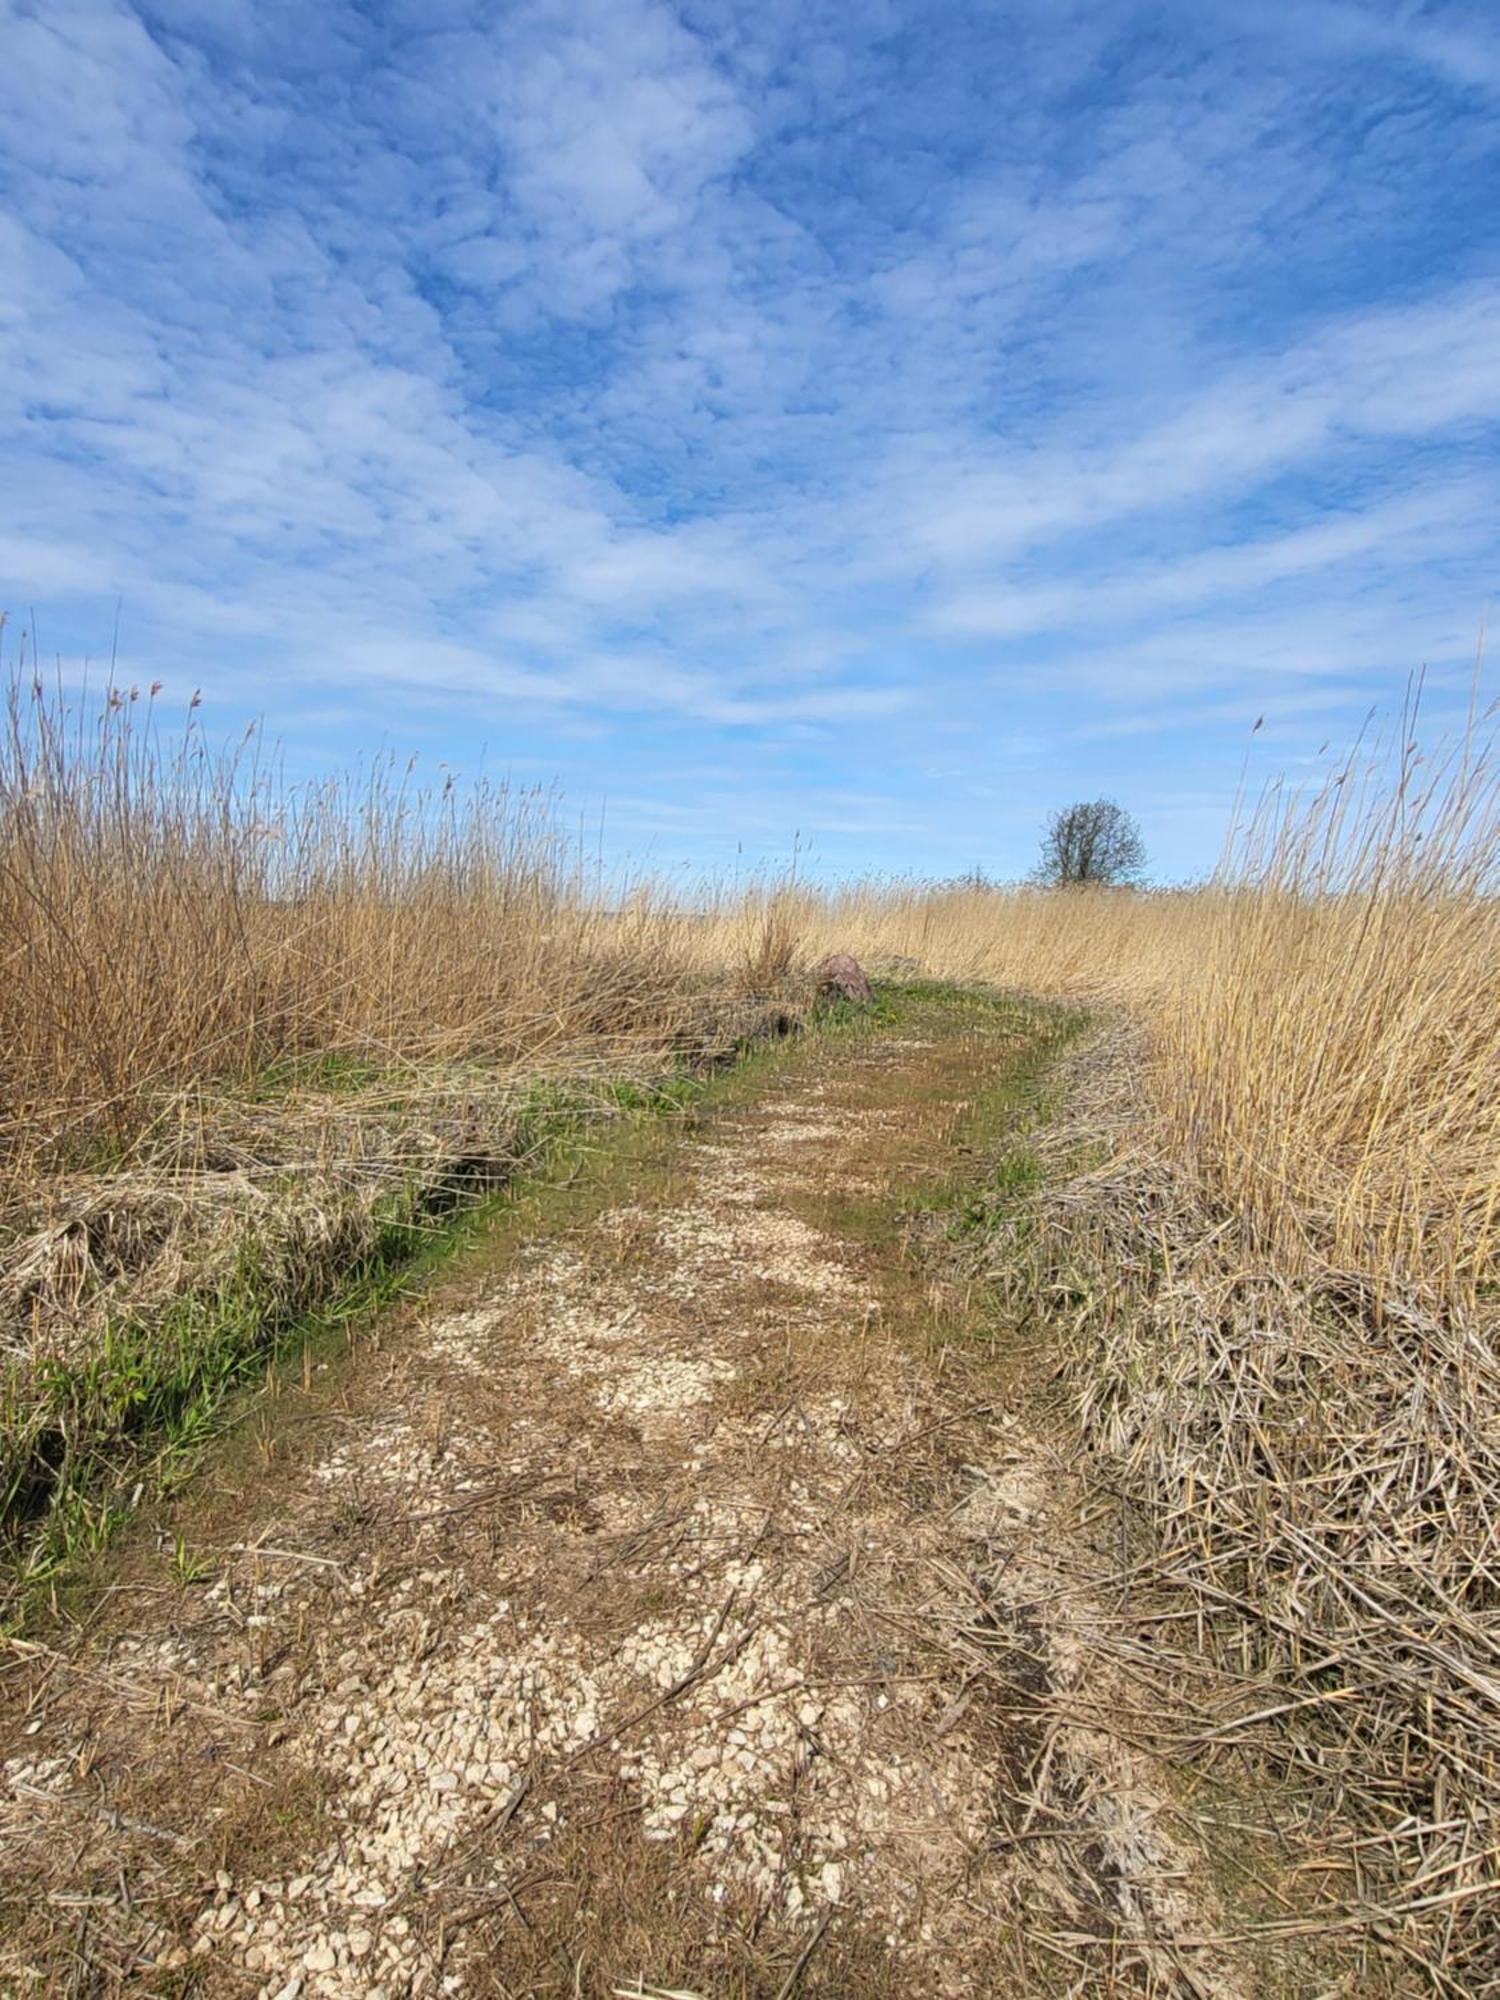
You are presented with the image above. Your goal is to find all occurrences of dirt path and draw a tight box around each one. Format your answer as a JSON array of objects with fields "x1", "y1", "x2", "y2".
[{"x1": 1, "y1": 996, "x2": 1249, "y2": 1998}]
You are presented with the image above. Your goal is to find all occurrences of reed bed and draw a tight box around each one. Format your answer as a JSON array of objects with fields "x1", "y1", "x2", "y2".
[
  {"x1": 1005, "y1": 1028, "x2": 1500, "y2": 1992},
  {"x1": 763, "y1": 690, "x2": 1500, "y2": 1311},
  {"x1": 0, "y1": 675, "x2": 760, "y2": 1198}
]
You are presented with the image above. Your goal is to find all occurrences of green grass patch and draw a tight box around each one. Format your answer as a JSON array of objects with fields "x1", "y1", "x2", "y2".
[
  {"x1": 249, "y1": 1049, "x2": 396, "y2": 1100},
  {"x1": 878, "y1": 993, "x2": 1090, "y2": 1370},
  {"x1": 2, "y1": 982, "x2": 1080, "y2": 1625},
  {"x1": 4, "y1": 1172, "x2": 491, "y2": 1616},
  {"x1": 0, "y1": 1027, "x2": 807, "y2": 1626}
]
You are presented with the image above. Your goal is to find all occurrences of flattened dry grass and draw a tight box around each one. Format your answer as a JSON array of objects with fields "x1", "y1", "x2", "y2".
[{"x1": 1008, "y1": 1032, "x2": 1500, "y2": 1992}]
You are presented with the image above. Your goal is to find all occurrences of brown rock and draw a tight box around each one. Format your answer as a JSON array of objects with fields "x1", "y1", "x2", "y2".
[{"x1": 812, "y1": 952, "x2": 873, "y2": 1003}]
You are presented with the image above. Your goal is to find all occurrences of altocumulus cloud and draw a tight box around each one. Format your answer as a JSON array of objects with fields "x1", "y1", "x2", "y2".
[{"x1": 1, "y1": 0, "x2": 1498, "y2": 876}]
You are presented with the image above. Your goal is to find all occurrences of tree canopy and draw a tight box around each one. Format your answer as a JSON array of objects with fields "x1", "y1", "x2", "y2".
[{"x1": 1034, "y1": 799, "x2": 1146, "y2": 887}]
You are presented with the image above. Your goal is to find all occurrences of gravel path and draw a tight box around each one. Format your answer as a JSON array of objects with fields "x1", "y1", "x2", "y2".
[{"x1": 0, "y1": 999, "x2": 1247, "y2": 1997}]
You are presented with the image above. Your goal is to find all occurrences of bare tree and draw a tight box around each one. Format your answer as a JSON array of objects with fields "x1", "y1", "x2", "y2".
[{"x1": 1034, "y1": 799, "x2": 1146, "y2": 887}]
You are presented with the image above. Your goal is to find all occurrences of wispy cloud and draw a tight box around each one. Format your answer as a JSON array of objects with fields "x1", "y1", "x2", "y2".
[{"x1": 1, "y1": 0, "x2": 1496, "y2": 876}]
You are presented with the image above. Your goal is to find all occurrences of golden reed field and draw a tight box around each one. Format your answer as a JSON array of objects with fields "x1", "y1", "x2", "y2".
[
  {"x1": 5, "y1": 664, "x2": 1498, "y2": 1314},
  {"x1": 3, "y1": 666, "x2": 1498, "y2": 1981}
]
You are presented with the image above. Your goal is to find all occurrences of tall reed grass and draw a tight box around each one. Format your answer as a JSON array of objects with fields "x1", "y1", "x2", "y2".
[
  {"x1": 0, "y1": 673, "x2": 747, "y2": 1199},
  {"x1": 1165, "y1": 707, "x2": 1500, "y2": 1306}
]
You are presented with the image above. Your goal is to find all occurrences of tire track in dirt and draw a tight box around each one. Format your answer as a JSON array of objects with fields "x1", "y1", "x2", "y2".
[{"x1": 1, "y1": 997, "x2": 1249, "y2": 1998}]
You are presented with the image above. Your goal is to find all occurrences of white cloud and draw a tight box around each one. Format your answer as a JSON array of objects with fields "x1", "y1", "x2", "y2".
[
  {"x1": 929, "y1": 480, "x2": 1495, "y2": 639},
  {"x1": 1, "y1": 0, "x2": 1496, "y2": 875}
]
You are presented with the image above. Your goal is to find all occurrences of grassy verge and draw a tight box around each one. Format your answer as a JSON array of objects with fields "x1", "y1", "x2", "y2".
[
  {"x1": 878, "y1": 989, "x2": 1089, "y2": 1328},
  {"x1": 1, "y1": 1006, "x2": 812, "y2": 1626}
]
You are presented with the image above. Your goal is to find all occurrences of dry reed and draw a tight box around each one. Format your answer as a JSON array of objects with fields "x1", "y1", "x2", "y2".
[
  {"x1": 792, "y1": 688, "x2": 1500, "y2": 1986},
  {"x1": 0, "y1": 671, "x2": 755, "y2": 1199},
  {"x1": 770, "y1": 683, "x2": 1500, "y2": 1313}
]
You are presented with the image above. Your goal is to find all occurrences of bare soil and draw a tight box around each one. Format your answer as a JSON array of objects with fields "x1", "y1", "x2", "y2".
[{"x1": 0, "y1": 996, "x2": 1258, "y2": 1998}]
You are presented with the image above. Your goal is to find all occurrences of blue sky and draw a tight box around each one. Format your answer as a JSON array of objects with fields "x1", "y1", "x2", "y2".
[{"x1": 2, "y1": 0, "x2": 1498, "y2": 881}]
